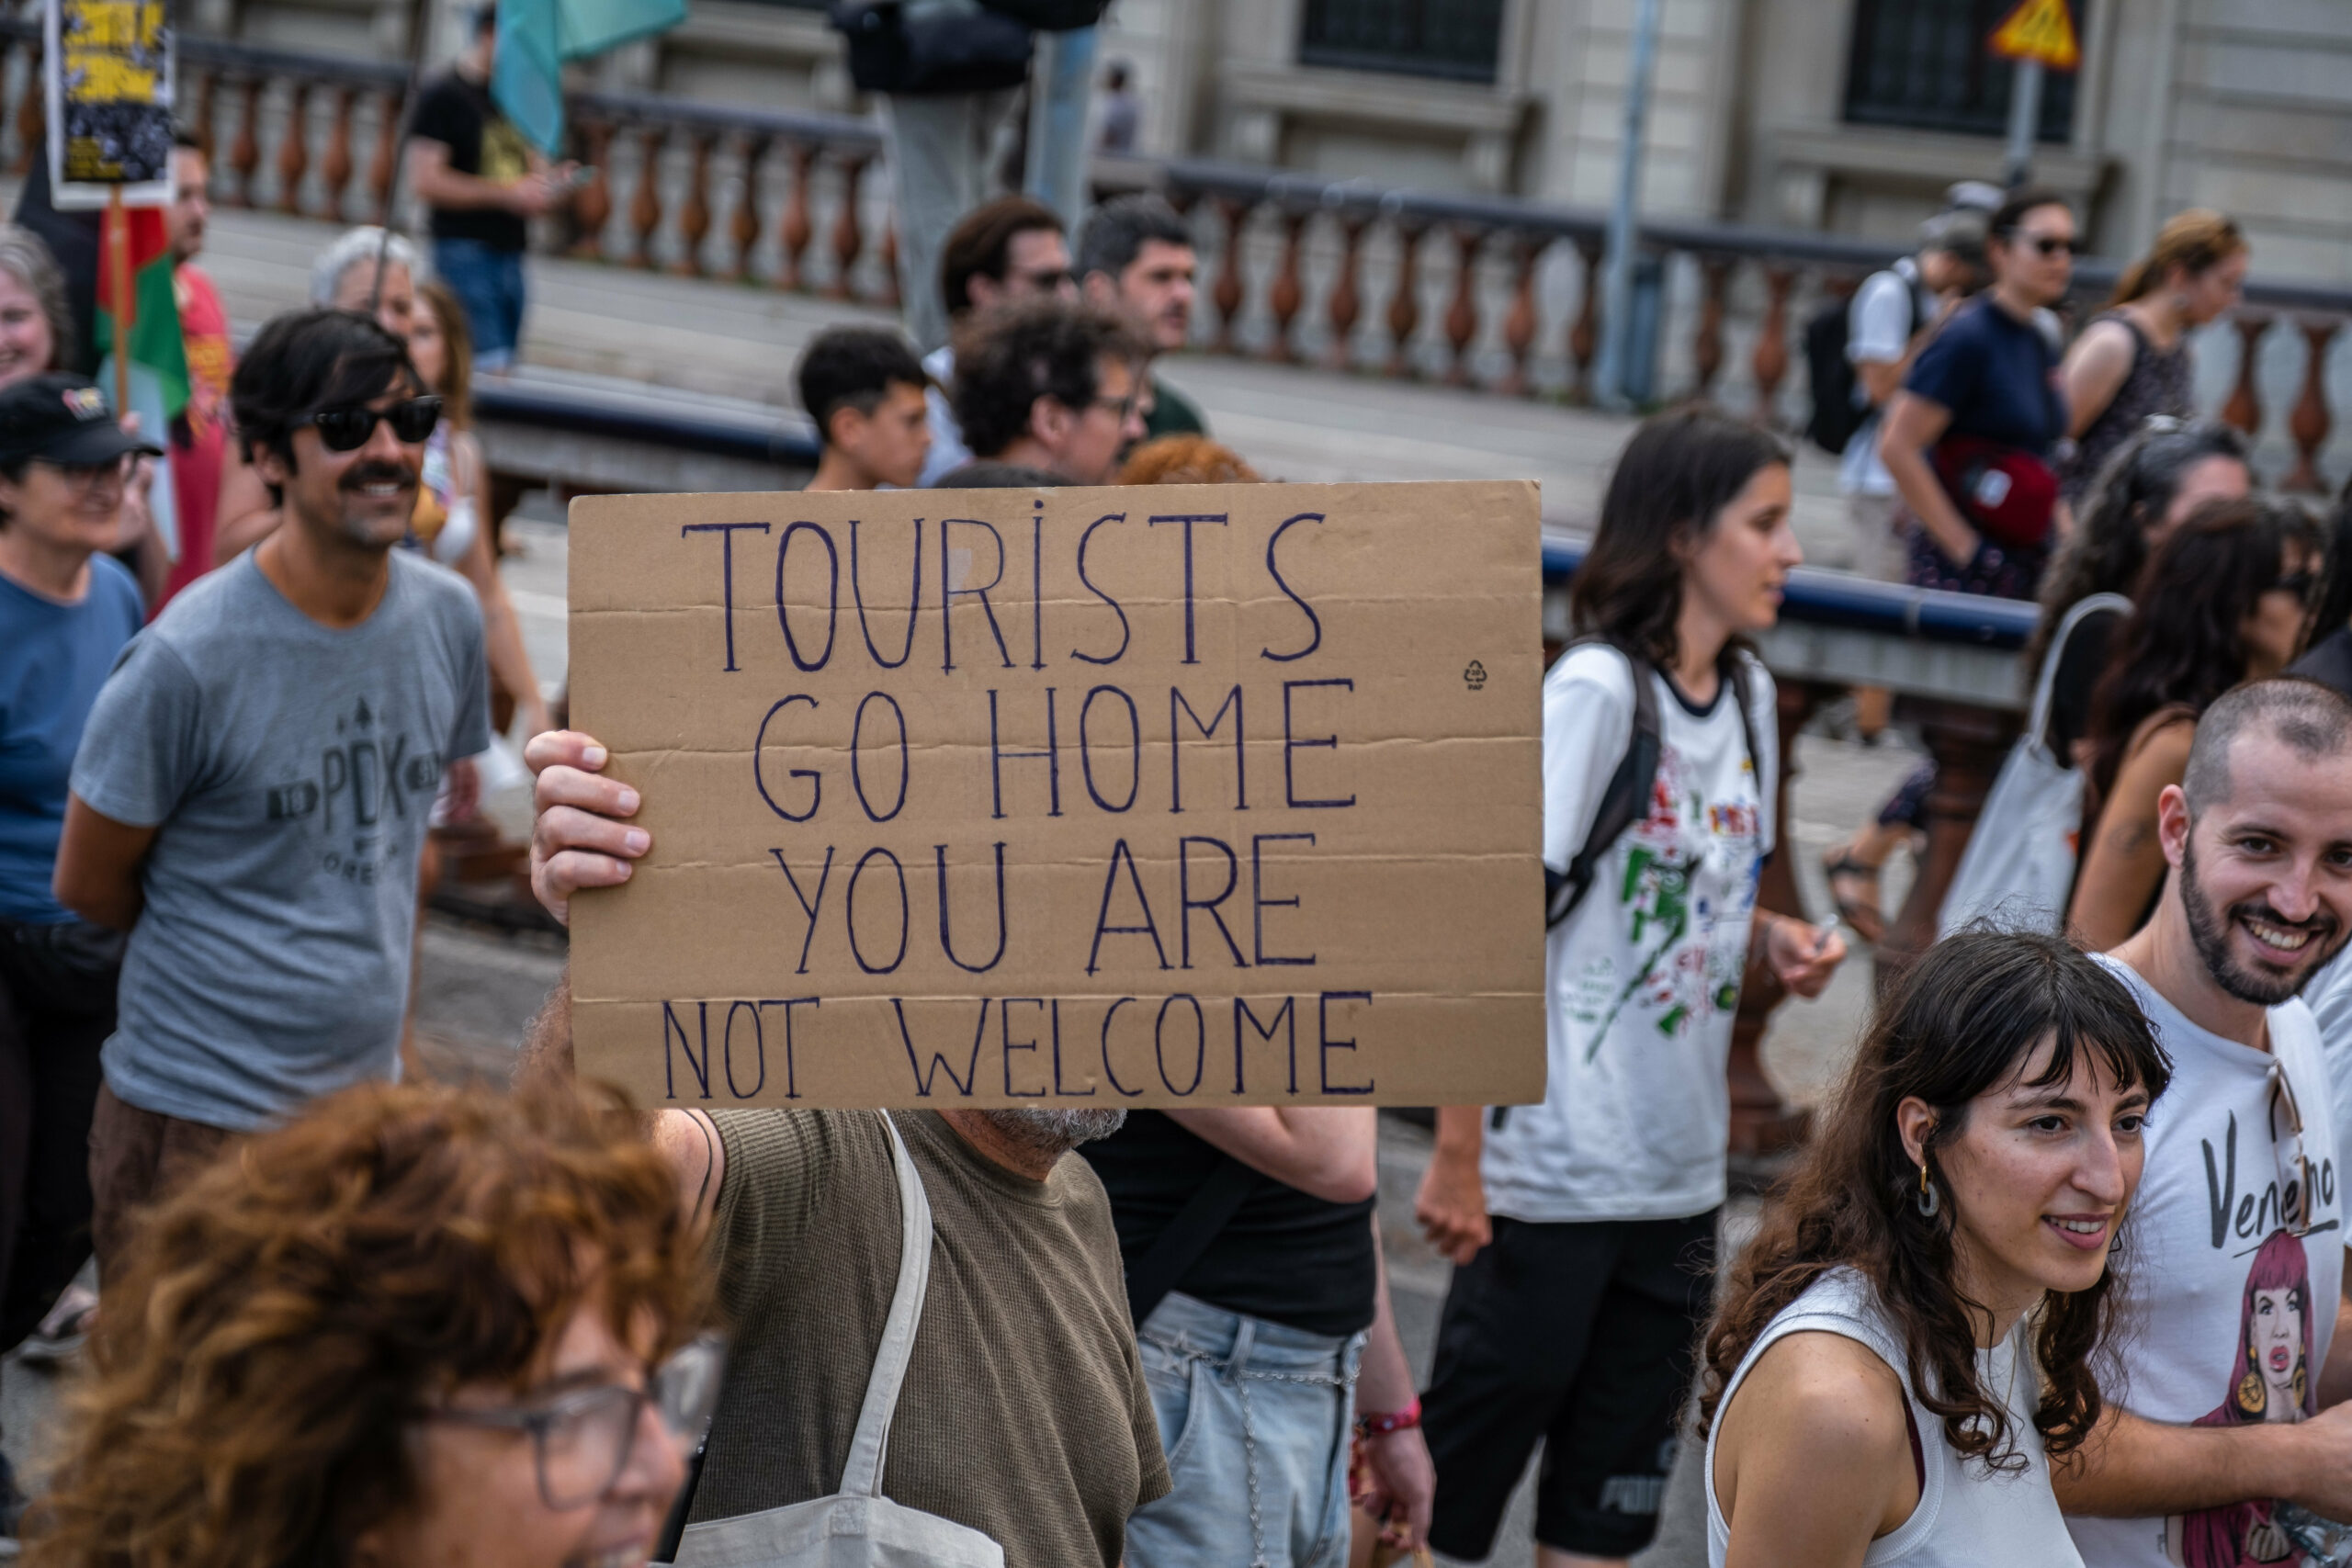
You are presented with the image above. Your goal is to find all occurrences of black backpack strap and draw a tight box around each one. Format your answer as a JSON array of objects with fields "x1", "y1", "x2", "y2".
[
  {"x1": 1123, "y1": 1156, "x2": 1259, "y2": 1327},
  {"x1": 1724, "y1": 648, "x2": 1764, "y2": 795},
  {"x1": 1547, "y1": 637, "x2": 1661, "y2": 929}
]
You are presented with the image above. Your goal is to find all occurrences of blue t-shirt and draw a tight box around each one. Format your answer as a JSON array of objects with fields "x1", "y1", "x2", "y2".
[
  {"x1": 72, "y1": 550, "x2": 490, "y2": 1130},
  {"x1": 1903, "y1": 294, "x2": 2067, "y2": 456},
  {"x1": 0, "y1": 553, "x2": 143, "y2": 923}
]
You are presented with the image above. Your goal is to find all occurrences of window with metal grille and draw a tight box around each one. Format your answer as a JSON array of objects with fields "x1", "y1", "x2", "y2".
[
  {"x1": 1844, "y1": 0, "x2": 2078, "y2": 141},
  {"x1": 1297, "y1": 0, "x2": 1506, "y2": 84}
]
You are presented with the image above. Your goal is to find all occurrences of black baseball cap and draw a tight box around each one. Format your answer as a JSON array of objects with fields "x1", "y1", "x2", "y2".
[{"x1": 0, "y1": 373, "x2": 165, "y2": 468}]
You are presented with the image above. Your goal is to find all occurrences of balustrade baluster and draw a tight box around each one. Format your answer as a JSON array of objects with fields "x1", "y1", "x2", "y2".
[
  {"x1": 2284, "y1": 316, "x2": 2340, "y2": 494},
  {"x1": 274, "y1": 83, "x2": 310, "y2": 214},
  {"x1": 828, "y1": 150, "x2": 872, "y2": 299},
  {"x1": 628, "y1": 125, "x2": 667, "y2": 268},
  {"x1": 674, "y1": 129, "x2": 715, "y2": 276},
  {"x1": 1442, "y1": 226, "x2": 1485, "y2": 387},
  {"x1": 367, "y1": 86, "x2": 400, "y2": 219},
  {"x1": 1749, "y1": 265, "x2": 1797, "y2": 425},
  {"x1": 11, "y1": 37, "x2": 41, "y2": 175},
  {"x1": 2222, "y1": 311, "x2": 2272, "y2": 438},
  {"x1": 1323, "y1": 212, "x2": 1368, "y2": 372},
  {"x1": 1385, "y1": 220, "x2": 1428, "y2": 379},
  {"x1": 189, "y1": 69, "x2": 217, "y2": 164},
  {"x1": 1565, "y1": 235, "x2": 1601, "y2": 405},
  {"x1": 1264, "y1": 208, "x2": 1307, "y2": 363},
  {"x1": 230, "y1": 76, "x2": 263, "y2": 208},
  {"x1": 1496, "y1": 233, "x2": 1542, "y2": 398},
  {"x1": 1210, "y1": 197, "x2": 1248, "y2": 354},
  {"x1": 571, "y1": 120, "x2": 614, "y2": 258},
  {"x1": 730, "y1": 134, "x2": 768, "y2": 280},
  {"x1": 876, "y1": 219, "x2": 900, "y2": 309},
  {"x1": 776, "y1": 141, "x2": 817, "y2": 292},
  {"x1": 321, "y1": 86, "x2": 357, "y2": 219},
  {"x1": 1690, "y1": 255, "x2": 1733, "y2": 398}
]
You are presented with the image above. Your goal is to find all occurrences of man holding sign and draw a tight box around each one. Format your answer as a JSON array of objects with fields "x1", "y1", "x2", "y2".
[{"x1": 526, "y1": 473, "x2": 1545, "y2": 1560}]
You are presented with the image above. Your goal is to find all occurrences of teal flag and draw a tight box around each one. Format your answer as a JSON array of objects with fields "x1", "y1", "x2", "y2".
[{"x1": 492, "y1": 0, "x2": 688, "y2": 153}]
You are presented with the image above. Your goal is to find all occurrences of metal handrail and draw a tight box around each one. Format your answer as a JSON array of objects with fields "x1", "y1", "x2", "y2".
[
  {"x1": 1540, "y1": 535, "x2": 2040, "y2": 650},
  {"x1": 474, "y1": 378, "x2": 821, "y2": 467}
]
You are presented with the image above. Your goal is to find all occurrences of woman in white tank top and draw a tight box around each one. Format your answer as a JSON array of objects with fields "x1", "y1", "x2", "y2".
[{"x1": 1702, "y1": 930, "x2": 2174, "y2": 1567}]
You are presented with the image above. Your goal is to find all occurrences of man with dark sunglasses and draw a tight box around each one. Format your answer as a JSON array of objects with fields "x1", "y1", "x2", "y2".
[
  {"x1": 2057, "y1": 679, "x2": 2352, "y2": 1565},
  {"x1": 54, "y1": 309, "x2": 489, "y2": 1280}
]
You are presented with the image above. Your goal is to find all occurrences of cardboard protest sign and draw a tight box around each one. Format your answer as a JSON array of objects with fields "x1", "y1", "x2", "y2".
[
  {"x1": 42, "y1": 0, "x2": 174, "y2": 207},
  {"x1": 569, "y1": 480, "x2": 1546, "y2": 1109}
]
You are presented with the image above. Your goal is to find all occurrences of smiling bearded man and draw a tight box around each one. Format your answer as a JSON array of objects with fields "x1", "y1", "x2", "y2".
[{"x1": 2051, "y1": 677, "x2": 2352, "y2": 1567}]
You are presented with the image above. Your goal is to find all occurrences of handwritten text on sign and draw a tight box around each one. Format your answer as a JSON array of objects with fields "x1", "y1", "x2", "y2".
[{"x1": 568, "y1": 479, "x2": 1545, "y2": 1108}]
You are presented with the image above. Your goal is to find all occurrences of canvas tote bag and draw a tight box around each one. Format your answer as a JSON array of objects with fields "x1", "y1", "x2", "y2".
[
  {"x1": 1938, "y1": 592, "x2": 2132, "y2": 939},
  {"x1": 666, "y1": 1115, "x2": 1005, "y2": 1568}
]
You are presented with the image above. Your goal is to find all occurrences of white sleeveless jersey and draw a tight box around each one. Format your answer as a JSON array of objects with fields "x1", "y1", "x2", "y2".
[{"x1": 1707, "y1": 1267, "x2": 2084, "y2": 1567}]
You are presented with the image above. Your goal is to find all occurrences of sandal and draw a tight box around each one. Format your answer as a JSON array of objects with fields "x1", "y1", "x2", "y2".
[{"x1": 1822, "y1": 848, "x2": 1886, "y2": 947}]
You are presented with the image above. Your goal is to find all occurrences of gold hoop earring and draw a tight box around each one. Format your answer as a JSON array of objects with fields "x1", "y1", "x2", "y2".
[{"x1": 1917, "y1": 1161, "x2": 1940, "y2": 1219}]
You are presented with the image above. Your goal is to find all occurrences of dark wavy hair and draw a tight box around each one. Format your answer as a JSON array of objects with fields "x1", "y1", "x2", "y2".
[
  {"x1": 230, "y1": 306, "x2": 421, "y2": 503},
  {"x1": 1700, "y1": 929, "x2": 2171, "y2": 1471},
  {"x1": 948, "y1": 298, "x2": 1147, "y2": 461},
  {"x1": 24, "y1": 1081, "x2": 710, "y2": 1568},
  {"x1": 2086, "y1": 495, "x2": 2324, "y2": 803},
  {"x1": 1568, "y1": 405, "x2": 1792, "y2": 665},
  {"x1": 2027, "y1": 421, "x2": 2251, "y2": 672}
]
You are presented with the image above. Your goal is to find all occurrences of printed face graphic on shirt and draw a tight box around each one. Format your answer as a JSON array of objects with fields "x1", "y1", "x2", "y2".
[
  {"x1": 481, "y1": 118, "x2": 529, "y2": 185},
  {"x1": 261, "y1": 695, "x2": 448, "y2": 884},
  {"x1": 1571, "y1": 746, "x2": 1761, "y2": 1061},
  {"x1": 2167, "y1": 1229, "x2": 2316, "y2": 1567}
]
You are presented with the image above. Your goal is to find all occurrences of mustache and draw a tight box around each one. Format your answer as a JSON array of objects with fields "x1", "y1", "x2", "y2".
[
  {"x1": 340, "y1": 461, "x2": 416, "y2": 491},
  {"x1": 2230, "y1": 900, "x2": 2338, "y2": 940}
]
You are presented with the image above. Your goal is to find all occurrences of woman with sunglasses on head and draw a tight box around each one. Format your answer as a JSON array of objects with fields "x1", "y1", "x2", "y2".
[
  {"x1": 2068, "y1": 496, "x2": 2324, "y2": 951},
  {"x1": 1705, "y1": 929, "x2": 2169, "y2": 1568},
  {"x1": 21, "y1": 1079, "x2": 721, "y2": 1568},
  {"x1": 0, "y1": 374, "x2": 163, "y2": 1546},
  {"x1": 2056, "y1": 212, "x2": 2246, "y2": 510}
]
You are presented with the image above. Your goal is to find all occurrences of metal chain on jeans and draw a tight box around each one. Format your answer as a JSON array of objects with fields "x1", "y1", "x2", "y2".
[{"x1": 1144, "y1": 1334, "x2": 1355, "y2": 1568}]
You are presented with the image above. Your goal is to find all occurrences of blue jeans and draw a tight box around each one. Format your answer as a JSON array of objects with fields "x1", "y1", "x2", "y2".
[
  {"x1": 431, "y1": 237, "x2": 526, "y2": 369},
  {"x1": 1125, "y1": 1292, "x2": 1364, "y2": 1568}
]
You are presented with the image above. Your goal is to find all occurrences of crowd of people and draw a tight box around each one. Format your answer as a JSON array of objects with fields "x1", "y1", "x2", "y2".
[{"x1": 6, "y1": 28, "x2": 2352, "y2": 1568}]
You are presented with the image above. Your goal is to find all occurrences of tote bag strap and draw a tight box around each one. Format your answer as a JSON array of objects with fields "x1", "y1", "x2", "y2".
[
  {"x1": 2030, "y1": 592, "x2": 2134, "y2": 752},
  {"x1": 839, "y1": 1112, "x2": 935, "y2": 1499}
]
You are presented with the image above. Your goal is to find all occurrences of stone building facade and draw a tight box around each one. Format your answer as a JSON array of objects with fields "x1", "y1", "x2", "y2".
[{"x1": 199, "y1": 0, "x2": 2352, "y2": 286}]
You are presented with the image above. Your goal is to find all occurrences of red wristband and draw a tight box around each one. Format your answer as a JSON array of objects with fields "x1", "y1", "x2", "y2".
[{"x1": 1355, "y1": 1397, "x2": 1420, "y2": 1438}]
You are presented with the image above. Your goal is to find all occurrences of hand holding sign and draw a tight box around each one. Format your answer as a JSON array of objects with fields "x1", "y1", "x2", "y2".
[{"x1": 564, "y1": 479, "x2": 1546, "y2": 1110}]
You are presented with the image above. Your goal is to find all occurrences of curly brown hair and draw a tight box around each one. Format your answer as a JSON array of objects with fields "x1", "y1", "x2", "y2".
[
  {"x1": 1699, "y1": 930, "x2": 2170, "y2": 1472},
  {"x1": 1114, "y1": 434, "x2": 1261, "y2": 485},
  {"x1": 24, "y1": 1081, "x2": 709, "y2": 1568}
]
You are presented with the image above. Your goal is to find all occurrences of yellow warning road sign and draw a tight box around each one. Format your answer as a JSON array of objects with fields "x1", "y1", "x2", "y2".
[{"x1": 1990, "y1": 0, "x2": 2080, "y2": 71}]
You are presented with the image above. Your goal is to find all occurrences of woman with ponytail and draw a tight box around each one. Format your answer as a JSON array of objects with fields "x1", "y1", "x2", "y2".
[
  {"x1": 2057, "y1": 210, "x2": 2247, "y2": 503},
  {"x1": 1702, "y1": 930, "x2": 2169, "y2": 1568}
]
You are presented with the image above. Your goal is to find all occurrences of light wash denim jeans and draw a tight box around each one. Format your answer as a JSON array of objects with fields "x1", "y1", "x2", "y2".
[{"x1": 1124, "y1": 1292, "x2": 1365, "y2": 1568}]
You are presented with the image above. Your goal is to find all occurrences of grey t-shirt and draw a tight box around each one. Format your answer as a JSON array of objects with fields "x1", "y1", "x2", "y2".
[{"x1": 73, "y1": 550, "x2": 489, "y2": 1130}]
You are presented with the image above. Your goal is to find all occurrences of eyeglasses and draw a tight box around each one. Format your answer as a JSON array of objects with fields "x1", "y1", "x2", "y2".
[
  {"x1": 2274, "y1": 569, "x2": 2319, "y2": 602},
  {"x1": 424, "y1": 1333, "x2": 727, "y2": 1510},
  {"x1": 1091, "y1": 389, "x2": 1142, "y2": 422},
  {"x1": 299, "y1": 395, "x2": 442, "y2": 453},
  {"x1": 1013, "y1": 266, "x2": 1076, "y2": 292},
  {"x1": 2270, "y1": 1062, "x2": 2317, "y2": 1238}
]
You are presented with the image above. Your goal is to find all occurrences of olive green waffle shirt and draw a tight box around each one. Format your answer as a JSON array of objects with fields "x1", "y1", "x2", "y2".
[{"x1": 695, "y1": 1109, "x2": 1170, "y2": 1567}]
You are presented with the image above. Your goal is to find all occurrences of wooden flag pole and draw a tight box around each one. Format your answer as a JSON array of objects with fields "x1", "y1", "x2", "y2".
[{"x1": 106, "y1": 184, "x2": 130, "y2": 413}]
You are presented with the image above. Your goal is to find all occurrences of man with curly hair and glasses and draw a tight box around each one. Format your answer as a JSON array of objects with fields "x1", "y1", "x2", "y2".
[
  {"x1": 19, "y1": 1079, "x2": 718, "y2": 1568},
  {"x1": 52, "y1": 309, "x2": 490, "y2": 1282}
]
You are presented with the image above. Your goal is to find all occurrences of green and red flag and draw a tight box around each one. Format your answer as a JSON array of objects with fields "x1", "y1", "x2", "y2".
[{"x1": 94, "y1": 201, "x2": 187, "y2": 419}]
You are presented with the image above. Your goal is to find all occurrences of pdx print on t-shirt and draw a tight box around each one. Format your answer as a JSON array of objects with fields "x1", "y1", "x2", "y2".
[{"x1": 2066, "y1": 957, "x2": 2345, "y2": 1568}]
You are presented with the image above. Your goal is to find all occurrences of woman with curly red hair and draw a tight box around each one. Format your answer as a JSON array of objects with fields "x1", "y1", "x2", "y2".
[{"x1": 21, "y1": 1081, "x2": 718, "y2": 1568}]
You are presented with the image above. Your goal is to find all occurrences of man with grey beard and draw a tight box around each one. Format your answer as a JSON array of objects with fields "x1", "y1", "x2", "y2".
[{"x1": 519, "y1": 728, "x2": 1169, "y2": 1568}]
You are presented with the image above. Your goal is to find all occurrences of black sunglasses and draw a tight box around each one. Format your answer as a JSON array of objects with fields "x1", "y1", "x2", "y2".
[
  {"x1": 2004, "y1": 233, "x2": 2084, "y2": 258},
  {"x1": 300, "y1": 395, "x2": 442, "y2": 452}
]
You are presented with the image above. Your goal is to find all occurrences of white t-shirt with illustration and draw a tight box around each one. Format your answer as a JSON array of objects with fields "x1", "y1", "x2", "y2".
[
  {"x1": 2066, "y1": 956, "x2": 2346, "y2": 1568},
  {"x1": 1482, "y1": 643, "x2": 1778, "y2": 1225}
]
